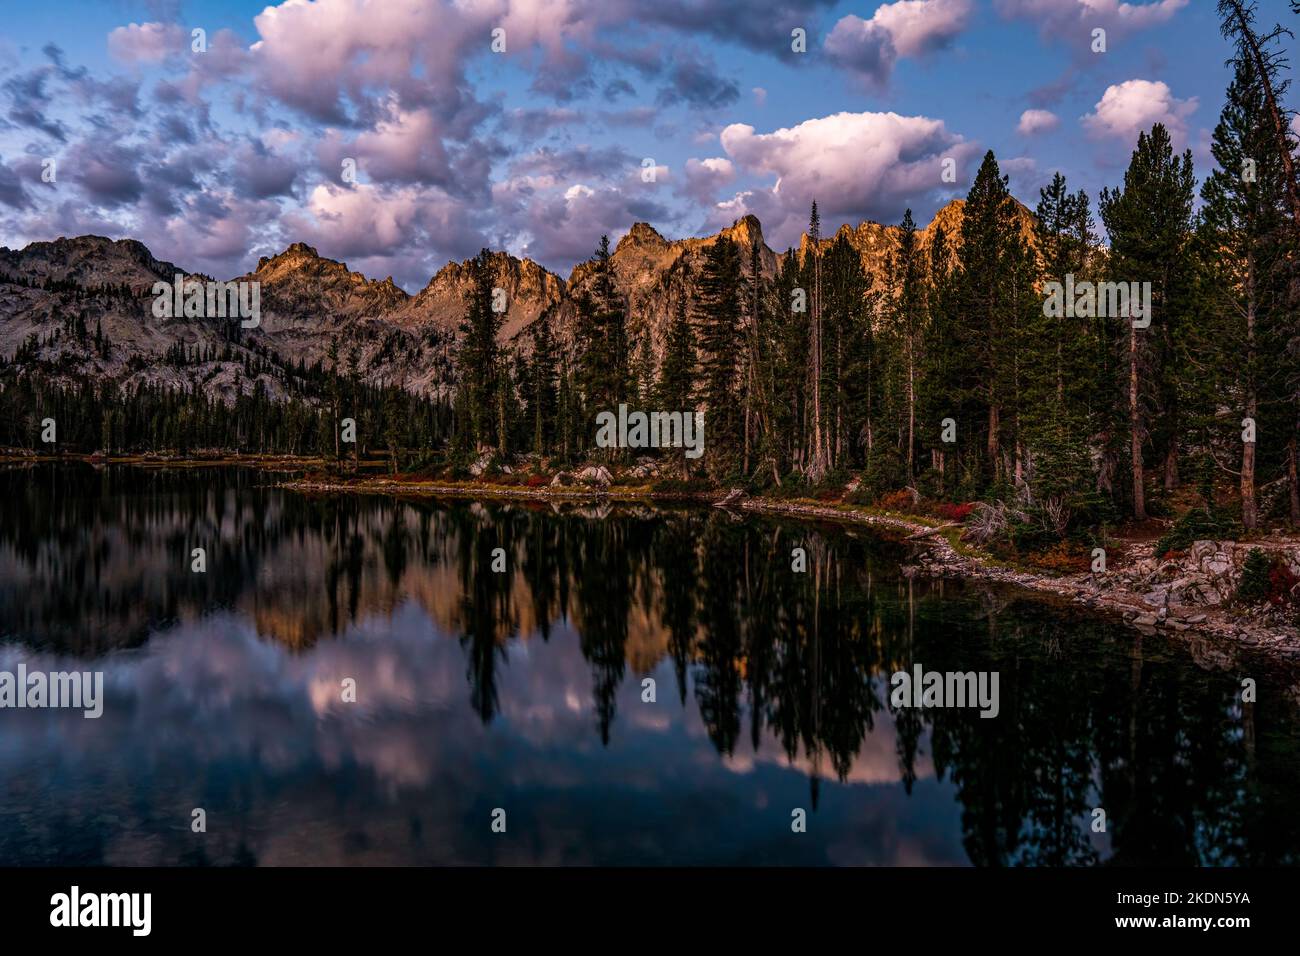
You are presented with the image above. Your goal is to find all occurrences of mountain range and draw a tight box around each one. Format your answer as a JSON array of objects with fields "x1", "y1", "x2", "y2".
[{"x1": 0, "y1": 198, "x2": 1035, "y2": 403}]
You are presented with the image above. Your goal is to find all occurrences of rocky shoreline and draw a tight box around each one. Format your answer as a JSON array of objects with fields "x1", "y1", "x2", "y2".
[{"x1": 282, "y1": 474, "x2": 1300, "y2": 664}]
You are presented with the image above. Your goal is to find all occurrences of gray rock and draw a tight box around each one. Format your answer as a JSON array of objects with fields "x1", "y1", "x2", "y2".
[{"x1": 577, "y1": 465, "x2": 612, "y2": 486}]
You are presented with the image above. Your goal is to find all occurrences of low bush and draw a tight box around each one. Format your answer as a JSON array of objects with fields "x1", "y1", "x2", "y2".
[
  {"x1": 1237, "y1": 548, "x2": 1300, "y2": 607},
  {"x1": 932, "y1": 501, "x2": 976, "y2": 522},
  {"x1": 876, "y1": 489, "x2": 914, "y2": 511},
  {"x1": 1154, "y1": 507, "x2": 1237, "y2": 559}
]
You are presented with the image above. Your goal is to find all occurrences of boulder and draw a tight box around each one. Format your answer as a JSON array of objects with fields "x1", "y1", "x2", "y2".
[
  {"x1": 577, "y1": 465, "x2": 612, "y2": 486},
  {"x1": 1141, "y1": 589, "x2": 1168, "y2": 608}
]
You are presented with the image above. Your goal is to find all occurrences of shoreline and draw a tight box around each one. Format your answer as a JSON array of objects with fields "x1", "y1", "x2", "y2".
[
  {"x1": 282, "y1": 473, "x2": 1300, "y2": 666},
  {"x1": 7, "y1": 453, "x2": 1297, "y2": 667}
]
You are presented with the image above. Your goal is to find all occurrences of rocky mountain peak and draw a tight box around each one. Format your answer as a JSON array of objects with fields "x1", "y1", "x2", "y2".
[
  {"x1": 617, "y1": 222, "x2": 668, "y2": 252},
  {"x1": 721, "y1": 214, "x2": 764, "y2": 251}
]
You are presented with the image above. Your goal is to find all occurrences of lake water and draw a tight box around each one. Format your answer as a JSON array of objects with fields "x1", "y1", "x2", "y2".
[{"x1": 1, "y1": 464, "x2": 1297, "y2": 866}]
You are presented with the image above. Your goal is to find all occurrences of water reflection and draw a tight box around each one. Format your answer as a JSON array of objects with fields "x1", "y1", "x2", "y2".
[{"x1": 0, "y1": 463, "x2": 1297, "y2": 866}]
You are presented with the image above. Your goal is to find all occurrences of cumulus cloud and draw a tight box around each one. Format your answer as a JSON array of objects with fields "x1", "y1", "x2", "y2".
[
  {"x1": 0, "y1": 155, "x2": 32, "y2": 209},
  {"x1": 279, "y1": 180, "x2": 486, "y2": 285},
  {"x1": 679, "y1": 157, "x2": 735, "y2": 205},
  {"x1": 997, "y1": 0, "x2": 1188, "y2": 35},
  {"x1": 107, "y1": 22, "x2": 187, "y2": 64},
  {"x1": 825, "y1": 0, "x2": 972, "y2": 84},
  {"x1": 492, "y1": 172, "x2": 671, "y2": 271},
  {"x1": 1081, "y1": 78, "x2": 1197, "y2": 148},
  {"x1": 1017, "y1": 108, "x2": 1059, "y2": 135},
  {"x1": 66, "y1": 138, "x2": 146, "y2": 206},
  {"x1": 719, "y1": 110, "x2": 979, "y2": 247},
  {"x1": 655, "y1": 49, "x2": 740, "y2": 110}
]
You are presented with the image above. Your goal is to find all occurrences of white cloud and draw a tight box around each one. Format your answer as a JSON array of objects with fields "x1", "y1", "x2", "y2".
[
  {"x1": 680, "y1": 157, "x2": 735, "y2": 204},
  {"x1": 107, "y1": 22, "x2": 186, "y2": 64},
  {"x1": 1017, "y1": 108, "x2": 1060, "y2": 135},
  {"x1": 825, "y1": 0, "x2": 972, "y2": 84},
  {"x1": 719, "y1": 110, "x2": 979, "y2": 247},
  {"x1": 1081, "y1": 78, "x2": 1197, "y2": 147},
  {"x1": 997, "y1": 0, "x2": 1188, "y2": 33}
]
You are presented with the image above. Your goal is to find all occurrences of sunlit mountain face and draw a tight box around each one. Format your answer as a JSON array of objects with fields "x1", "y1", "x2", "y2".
[{"x1": 1, "y1": 463, "x2": 1296, "y2": 866}]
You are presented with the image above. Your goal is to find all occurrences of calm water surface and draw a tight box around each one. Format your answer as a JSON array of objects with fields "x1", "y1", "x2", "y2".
[{"x1": 1, "y1": 464, "x2": 1297, "y2": 865}]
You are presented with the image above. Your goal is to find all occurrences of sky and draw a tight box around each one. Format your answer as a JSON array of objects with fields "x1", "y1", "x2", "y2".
[{"x1": 0, "y1": 0, "x2": 1293, "y2": 289}]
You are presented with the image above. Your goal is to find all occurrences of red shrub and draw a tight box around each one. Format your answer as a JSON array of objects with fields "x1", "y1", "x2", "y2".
[
  {"x1": 1267, "y1": 563, "x2": 1300, "y2": 607},
  {"x1": 877, "y1": 489, "x2": 914, "y2": 511},
  {"x1": 933, "y1": 502, "x2": 976, "y2": 522}
]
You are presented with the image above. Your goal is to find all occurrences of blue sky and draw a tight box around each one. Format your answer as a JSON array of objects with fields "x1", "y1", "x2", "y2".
[{"x1": 0, "y1": 0, "x2": 1292, "y2": 288}]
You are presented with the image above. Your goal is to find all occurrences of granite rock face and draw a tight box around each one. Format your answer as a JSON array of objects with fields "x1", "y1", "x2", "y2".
[{"x1": 1, "y1": 200, "x2": 1012, "y2": 403}]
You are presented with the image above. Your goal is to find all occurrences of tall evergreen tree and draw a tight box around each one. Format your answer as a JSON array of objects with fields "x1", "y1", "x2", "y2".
[
  {"x1": 693, "y1": 237, "x2": 743, "y2": 477},
  {"x1": 529, "y1": 313, "x2": 559, "y2": 455},
  {"x1": 1099, "y1": 124, "x2": 1197, "y2": 520},
  {"x1": 957, "y1": 150, "x2": 1030, "y2": 485},
  {"x1": 574, "y1": 236, "x2": 631, "y2": 427},
  {"x1": 455, "y1": 249, "x2": 504, "y2": 452},
  {"x1": 1199, "y1": 52, "x2": 1296, "y2": 527}
]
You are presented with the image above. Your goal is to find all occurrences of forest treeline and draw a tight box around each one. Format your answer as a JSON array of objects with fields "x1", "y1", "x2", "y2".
[
  {"x1": 457, "y1": 4, "x2": 1300, "y2": 546},
  {"x1": 2, "y1": 2, "x2": 1298, "y2": 553}
]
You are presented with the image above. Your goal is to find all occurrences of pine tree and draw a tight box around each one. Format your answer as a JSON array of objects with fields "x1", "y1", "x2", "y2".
[
  {"x1": 633, "y1": 331, "x2": 655, "y2": 407},
  {"x1": 1199, "y1": 52, "x2": 1295, "y2": 528},
  {"x1": 574, "y1": 236, "x2": 630, "y2": 428},
  {"x1": 957, "y1": 150, "x2": 1029, "y2": 486},
  {"x1": 886, "y1": 209, "x2": 925, "y2": 479},
  {"x1": 456, "y1": 249, "x2": 504, "y2": 453},
  {"x1": 1099, "y1": 124, "x2": 1197, "y2": 520},
  {"x1": 1026, "y1": 173, "x2": 1098, "y2": 510},
  {"x1": 658, "y1": 293, "x2": 697, "y2": 411},
  {"x1": 805, "y1": 201, "x2": 830, "y2": 480},
  {"x1": 694, "y1": 236, "x2": 743, "y2": 477},
  {"x1": 529, "y1": 313, "x2": 559, "y2": 455}
]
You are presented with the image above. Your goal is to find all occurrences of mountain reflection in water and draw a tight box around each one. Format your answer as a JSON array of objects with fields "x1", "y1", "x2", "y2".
[{"x1": 0, "y1": 464, "x2": 1297, "y2": 866}]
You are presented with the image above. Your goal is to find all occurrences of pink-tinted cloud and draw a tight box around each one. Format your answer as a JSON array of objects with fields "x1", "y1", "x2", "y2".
[
  {"x1": 1081, "y1": 78, "x2": 1197, "y2": 148},
  {"x1": 107, "y1": 21, "x2": 186, "y2": 64},
  {"x1": 825, "y1": 0, "x2": 972, "y2": 84},
  {"x1": 1017, "y1": 108, "x2": 1060, "y2": 135},
  {"x1": 997, "y1": 0, "x2": 1189, "y2": 34},
  {"x1": 680, "y1": 156, "x2": 735, "y2": 205},
  {"x1": 718, "y1": 110, "x2": 979, "y2": 247}
]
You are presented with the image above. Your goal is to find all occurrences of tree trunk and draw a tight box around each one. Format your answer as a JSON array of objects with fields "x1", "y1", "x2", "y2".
[
  {"x1": 1129, "y1": 323, "x2": 1147, "y2": 521},
  {"x1": 809, "y1": 249, "x2": 827, "y2": 481},
  {"x1": 986, "y1": 404, "x2": 999, "y2": 480},
  {"x1": 1242, "y1": 261, "x2": 1258, "y2": 530},
  {"x1": 906, "y1": 330, "x2": 915, "y2": 479},
  {"x1": 1287, "y1": 435, "x2": 1300, "y2": 527}
]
